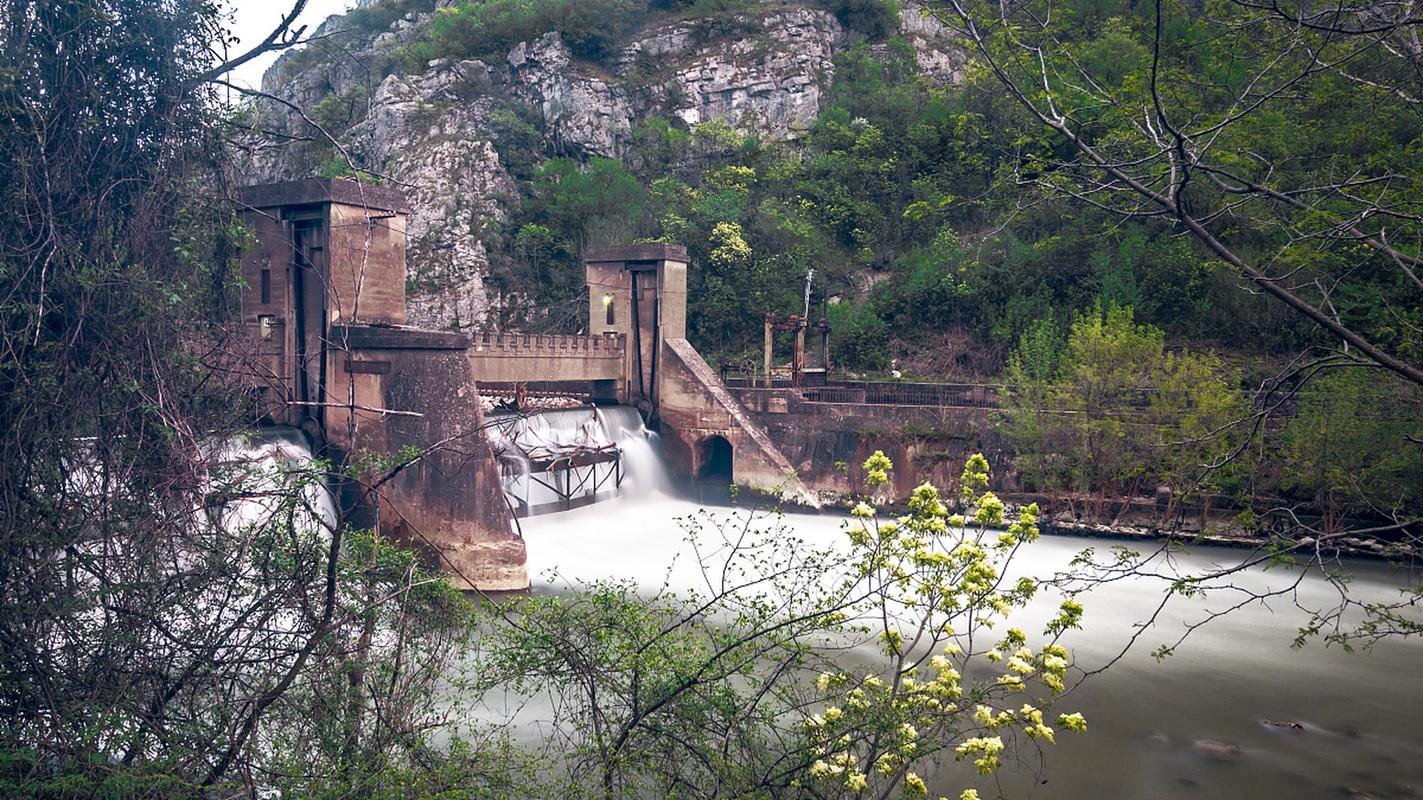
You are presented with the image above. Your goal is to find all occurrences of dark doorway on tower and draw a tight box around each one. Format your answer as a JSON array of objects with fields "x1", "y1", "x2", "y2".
[{"x1": 696, "y1": 435, "x2": 733, "y2": 484}]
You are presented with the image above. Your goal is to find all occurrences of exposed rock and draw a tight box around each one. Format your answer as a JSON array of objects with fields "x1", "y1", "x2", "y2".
[
  {"x1": 346, "y1": 63, "x2": 518, "y2": 330},
  {"x1": 505, "y1": 33, "x2": 636, "y2": 158},
  {"x1": 1261, "y1": 719, "x2": 1307, "y2": 734},
  {"x1": 643, "y1": 8, "x2": 844, "y2": 139},
  {"x1": 1193, "y1": 739, "x2": 1243, "y2": 762},
  {"x1": 898, "y1": 2, "x2": 969, "y2": 84}
]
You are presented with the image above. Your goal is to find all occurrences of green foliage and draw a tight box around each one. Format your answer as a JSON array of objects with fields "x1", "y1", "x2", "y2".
[
  {"x1": 1280, "y1": 369, "x2": 1423, "y2": 528},
  {"x1": 0, "y1": 1, "x2": 273, "y2": 783},
  {"x1": 341, "y1": 0, "x2": 439, "y2": 37},
  {"x1": 628, "y1": 118, "x2": 692, "y2": 174},
  {"x1": 308, "y1": 86, "x2": 371, "y2": 136},
  {"x1": 825, "y1": 0, "x2": 902, "y2": 39},
  {"x1": 999, "y1": 316, "x2": 1062, "y2": 490},
  {"x1": 828, "y1": 300, "x2": 890, "y2": 371},
  {"x1": 487, "y1": 157, "x2": 650, "y2": 324},
  {"x1": 948, "y1": 0, "x2": 1423, "y2": 372},
  {"x1": 1146, "y1": 349, "x2": 1250, "y2": 512},
  {"x1": 1000, "y1": 306, "x2": 1247, "y2": 521},
  {"x1": 415, "y1": 0, "x2": 897, "y2": 68},
  {"x1": 428, "y1": 0, "x2": 646, "y2": 62},
  {"x1": 476, "y1": 454, "x2": 1087, "y2": 798},
  {"x1": 1046, "y1": 305, "x2": 1165, "y2": 506},
  {"x1": 0, "y1": 750, "x2": 192, "y2": 800},
  {"x1": 532, "y1": 157, "x2": 649, "y2": 244}
]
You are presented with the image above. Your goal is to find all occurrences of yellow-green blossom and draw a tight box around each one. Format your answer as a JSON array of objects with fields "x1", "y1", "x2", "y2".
[
  {"x1": 974, "y1": 492, "x2": 1005, "y2": 526},
  {"x1": 955, "y1": 736, "x2": 1005, "y2": 774}
]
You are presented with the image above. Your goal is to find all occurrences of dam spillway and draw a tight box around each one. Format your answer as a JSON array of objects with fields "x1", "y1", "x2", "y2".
[{"x1": 487, "y1": 406, "x2": 665, "y2": 516}]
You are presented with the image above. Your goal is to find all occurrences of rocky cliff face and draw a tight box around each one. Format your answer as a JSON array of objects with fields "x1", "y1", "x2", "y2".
[
  {"x1": 620, "y1": 7, "x2": 842, "y2": 141},
  {"x1": 242, "y1": 2, "x2": 963, "y2": 331}
]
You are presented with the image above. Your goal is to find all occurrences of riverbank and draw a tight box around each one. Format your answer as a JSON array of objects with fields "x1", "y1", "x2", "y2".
[
  {"x1": 514, "y1": 491, "x2": 1423, "y2": 800},
  {"x1": 782, "y1": 481, "x2": 1422, "y2": 563}
]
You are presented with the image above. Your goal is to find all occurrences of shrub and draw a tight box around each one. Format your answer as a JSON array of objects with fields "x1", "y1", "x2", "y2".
[
  {"x1": 429, "y1": 0, "x2": 646, "y2": 63},
  {"x1": 828, "y1": 300, "x2": 890, "y2": 371}
]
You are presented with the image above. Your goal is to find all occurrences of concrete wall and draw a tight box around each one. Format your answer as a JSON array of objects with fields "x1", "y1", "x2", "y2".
[
  {"x1": 326, "y1": 201, "x2": 407, "y2": 326},
  {"x1": 238, "y1": 178, "x2": 414, "y2": 427},
  {"x1": 235, "y1": 202, "x2": 297, "y2": 418},
  {"x1": 660, "y1": 339, "x2": 812, "y2": 501},
  {"x1": 586, "y1": 244, "x2": 688, "y2": 409},
  {"x1": 581, "y1": 245, "x2": 813, "y2": 503},
  {"x1": 326, "y1": 325, "x2": 528, "y2": 592},
  {"x1": 466, "y1": 331, "x2": 625, "y2": 385},
  {"x1": 734, "y1": 388, "x2": 1018, "y2": 502},
  {"x1": 237, "y1": 179, "x2": 528, "y2": 592}
]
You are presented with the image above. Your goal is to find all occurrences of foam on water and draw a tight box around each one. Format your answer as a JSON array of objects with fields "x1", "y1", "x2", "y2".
[
  {"x1": 214, "y1": 427, "x2": 338, "y2": 538},
  {"x1": 488, "y1": 406, "x2": 671, "y2": 512}
]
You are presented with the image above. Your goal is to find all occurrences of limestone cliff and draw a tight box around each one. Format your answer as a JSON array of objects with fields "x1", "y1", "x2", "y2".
[{"x1": 241, "y1": 1, "x2": 964, "y2": 330}]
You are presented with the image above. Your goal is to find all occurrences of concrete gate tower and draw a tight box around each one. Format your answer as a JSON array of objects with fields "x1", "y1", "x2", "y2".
[{"x1": 236, "y1": 178, "x2": 528, "y2": 592}]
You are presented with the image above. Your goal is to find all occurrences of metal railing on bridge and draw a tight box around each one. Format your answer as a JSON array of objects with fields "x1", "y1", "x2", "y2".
[
  {"x1": 719, "y1": 370, "x2": 1005, "y2": 409},
  {"x1": 805, "y1": 382, "x2": 1003, "y2": 407},
  {"x1": 719, "y1": 364, "x2": 1423, "y2": 419}
]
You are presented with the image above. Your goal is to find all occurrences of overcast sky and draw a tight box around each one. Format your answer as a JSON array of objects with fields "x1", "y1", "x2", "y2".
[{"x1": 222, "y1": 0, "x2": 353, "y2": 91}]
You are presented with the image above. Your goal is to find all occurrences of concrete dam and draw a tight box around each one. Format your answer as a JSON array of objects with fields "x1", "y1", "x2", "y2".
[{"x1": 233, "y1": 178, "x2": 824, "y2": 592}]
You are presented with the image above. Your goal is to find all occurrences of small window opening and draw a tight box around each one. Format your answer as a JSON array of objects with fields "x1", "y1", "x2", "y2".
[{"x1": 260, "y1": 269, "x2": 271, "y2": 304}]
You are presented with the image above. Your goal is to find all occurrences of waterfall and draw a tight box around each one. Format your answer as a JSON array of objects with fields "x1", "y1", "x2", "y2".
[
  {"x1": 594, "y1": 406, "x2": 668, "y2": 495},
  {"x1": 212, "y1": 427, "x2": 338, "y2": 539},
  {"x1": 488, "y1": 406, "x2": 668, "y2": 515}
]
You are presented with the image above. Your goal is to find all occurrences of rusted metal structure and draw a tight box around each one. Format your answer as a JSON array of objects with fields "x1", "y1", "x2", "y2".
[
  {"x1": 509, "y1": 448, "x2": 624, "y2": 516},
  {"x1": 760, "y1": 312, "x2": 830, "y2": 387}
]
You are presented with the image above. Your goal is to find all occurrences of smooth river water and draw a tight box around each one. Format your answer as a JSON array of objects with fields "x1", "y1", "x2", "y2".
[{"x1": 518, "y1": 487, "x2": 1423, "y2": 800}]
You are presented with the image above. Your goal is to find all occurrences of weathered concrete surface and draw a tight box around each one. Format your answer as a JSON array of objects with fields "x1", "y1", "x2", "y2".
[
  {"x1": 466, "y1": 332, "x2": 625, "y2": 386},
  {"x1": 328, "y1": 325, "x2": 528, "y2": 592},
  {"x1": 734, "y1": 387, "x2": 1017, "y2": 503},
  {"x1": 237, "y1": 179, "x2": 529, "y2": 592},
  {"x1": 660, "y1": 339, "x2": 814, "y2": 503},
  {"x1": 585, "y1": 244, "x2": 690, "y2": 409}
]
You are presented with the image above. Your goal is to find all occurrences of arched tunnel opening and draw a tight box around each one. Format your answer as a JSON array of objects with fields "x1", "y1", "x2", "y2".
[{"x1": 696, "y1": 435, "x2": 734, "y2": 484}]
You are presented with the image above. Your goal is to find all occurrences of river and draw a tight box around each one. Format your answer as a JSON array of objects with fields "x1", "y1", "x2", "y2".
[{"x1": 516, "y1": 481, "x2": 1421, "y2": 799}]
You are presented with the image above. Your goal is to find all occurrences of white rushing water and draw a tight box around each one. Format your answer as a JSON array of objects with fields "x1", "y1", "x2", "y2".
[
  {"x1": 516, "y1": 446, "x2": 1423, "y2": 799},
  {"x1": 214, "y1": 427, "x2": 338, "y2": 538},
  {"x1": 487, "y1": 406, "x2": 664, "y2": 513}
]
